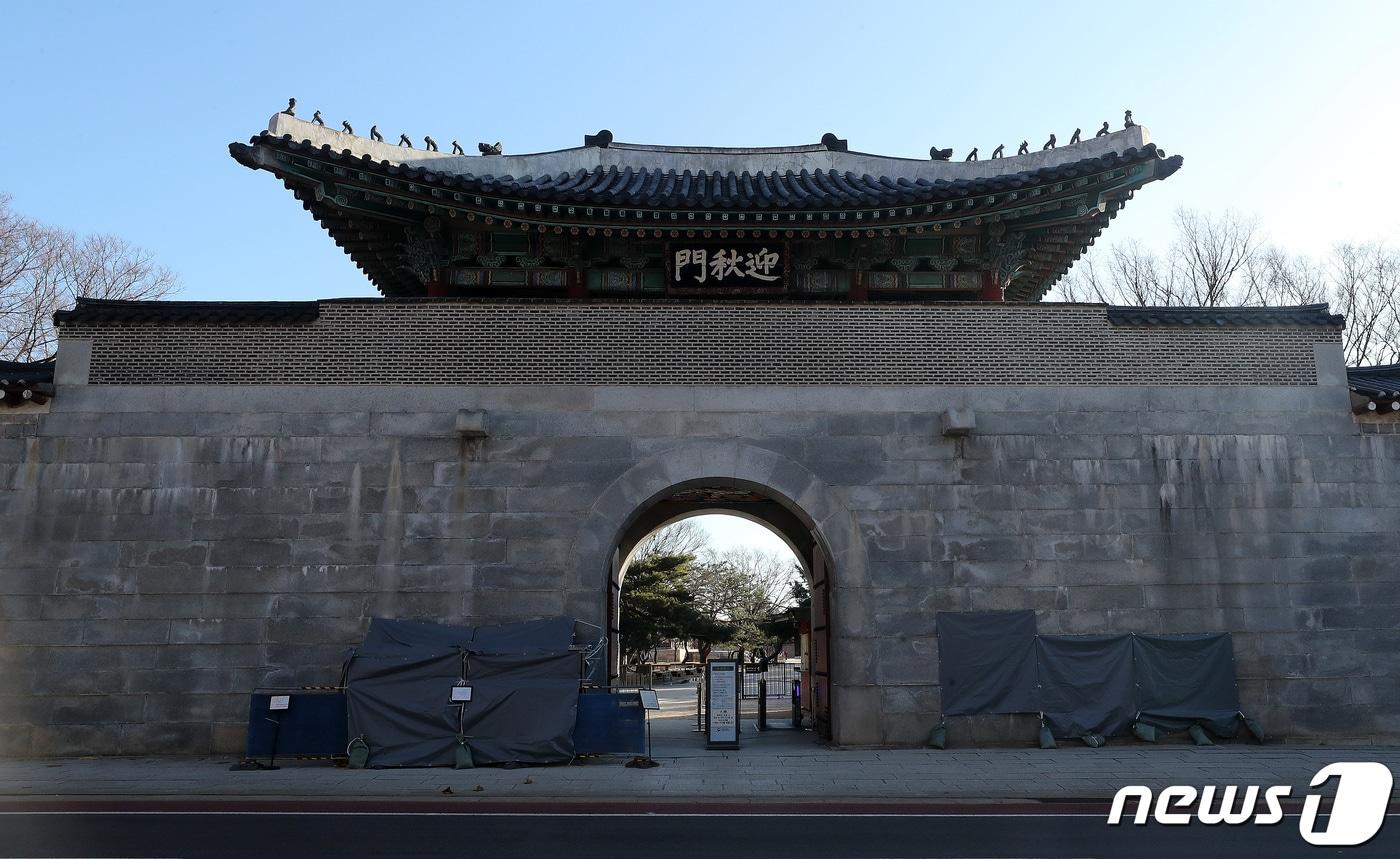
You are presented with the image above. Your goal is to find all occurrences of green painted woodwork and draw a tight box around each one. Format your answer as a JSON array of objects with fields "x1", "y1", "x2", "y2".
[
  {"x1": 906, "y1": 272, "x2": 948, "y2": 289},
  {"x1": 491, "y1": 234, "x2": 531, "y2": 255}
]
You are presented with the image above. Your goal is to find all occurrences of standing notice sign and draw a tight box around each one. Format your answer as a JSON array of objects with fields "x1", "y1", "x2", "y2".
[{"x1": 706, "y1": 660, "x2": 740, "y2": 750}]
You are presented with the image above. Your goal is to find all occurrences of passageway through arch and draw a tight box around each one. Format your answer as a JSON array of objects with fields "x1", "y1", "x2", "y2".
[{"x1": 605, "y1": 480, "x2": 835, "y2": 739}]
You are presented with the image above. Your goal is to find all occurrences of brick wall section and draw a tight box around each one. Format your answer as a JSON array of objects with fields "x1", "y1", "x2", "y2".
[{"x1": 64, "y1": 301, "x2": 1335, "y2": 386}]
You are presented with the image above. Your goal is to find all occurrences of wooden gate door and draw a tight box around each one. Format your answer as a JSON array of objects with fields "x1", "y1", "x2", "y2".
[{"x1": 809, "y1": 547, "x2": 833, "y2": 738}]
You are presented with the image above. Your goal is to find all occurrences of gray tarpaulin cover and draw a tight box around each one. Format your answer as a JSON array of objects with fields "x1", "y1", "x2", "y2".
[
  {"x1": 346, "y1": 617, "x2": 581, "y2": 767},
  {"x1": 458, "y1": 652, "x2": 581, "y2": 764},
  {"x1": 360, "y1": 616, "x2": 576, "y2": 655},
  {"x1": 1035, "y1": 635, "x2": 1135, "y2": 737},
  {"x1": 937, "y1": 612, "x2": 1244, "y2": 738},
  {"x1": 1133, "y1": 633, "x2": 1241, "y2": 736},
  {"x1": 937, "y1": 610, "x2": 1039, "y2": 716},
  {"x1": 346, "y1": 649, "x2": 464, "y2": 767}
]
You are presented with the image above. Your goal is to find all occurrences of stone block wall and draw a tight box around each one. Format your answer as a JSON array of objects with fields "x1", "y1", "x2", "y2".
[{"x1": 1, "y1": 301, "x2": 1396, "y2": 755}]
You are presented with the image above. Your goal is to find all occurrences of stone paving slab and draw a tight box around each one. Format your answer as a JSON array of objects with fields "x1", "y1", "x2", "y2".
[{"x1": 1, "y1": 747, "x2": 1398, "y2": 802}]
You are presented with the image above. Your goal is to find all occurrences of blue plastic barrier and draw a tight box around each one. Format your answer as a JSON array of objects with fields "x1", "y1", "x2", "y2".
[{"x1": 572, "y1": 690, "x2": 646, "y2": 756}]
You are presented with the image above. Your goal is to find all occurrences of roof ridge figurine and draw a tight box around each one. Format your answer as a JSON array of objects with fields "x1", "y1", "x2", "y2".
[
  {"x1": 282, "y1": 97, "x2": 296, "y2": 116},
  {"x1": 479, "y1": 142, "x2": 502, "y2": 155},
  {"x1": 584, "y1": 129, "x2": 614, "y2": 148},
  {"x1": 312, "y1": 110, "x2": 324, "y2": 127},
  {"x1": 1069, "y1": 128, "x2": 1081, "y2": 145},
  {"x1": 1042, "y1": 134, "x2": 1056, "y2": 150},
  {"x1": 424, "y1": 136, "x2": 438, "y2": 152},
  {"x1": 991, "y1": 144, "x2": 1005, "y2": 159},
  {"x1": 451, "y1": 140, "x2": 464, "y2": 155},
  {"x1": 342, "y1": 120, "x2": 353, "y2": 134},
  {"x1": 370, "y1": 125, "x2": 383, "y2": 142},
  {"x1": 929, "y1": 146, "x2": 953, "y2": 161},
  {"x1": 1124, "y1": 110, "x2": 1135, "y2": 129},
  {"x1": 1096, "y1": 122, "x2": 1110, "y2": 137},
  {"x1": 1017, "y1": 140, "x2": 1029, "y2": 156},
  {"x1": 398, "y1": 133, "x2": 413, "y2": 148},
  {"x1": 964, "y1": 148, "x2": 978, "y2": 162}
]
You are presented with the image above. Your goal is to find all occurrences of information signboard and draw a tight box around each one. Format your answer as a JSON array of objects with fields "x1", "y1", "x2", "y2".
[{"x1": 706, "y1": 660, "x2": 740, "y2": 749}]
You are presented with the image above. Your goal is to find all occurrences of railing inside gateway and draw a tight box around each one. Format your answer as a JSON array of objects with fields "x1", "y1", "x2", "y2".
[
  {"x1": 616, "y1": 662, "x2": 797, "y2": 698},
  {"x1": 742, "y1": 663, "x2": 800, "y2": 699}
]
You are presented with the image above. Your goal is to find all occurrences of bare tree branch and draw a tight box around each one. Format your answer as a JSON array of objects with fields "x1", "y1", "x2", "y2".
[
  {"x1": 1049, "y1": 207, "x2": 1397, "y2": 366},
  {"x1": 0, "y1": 195, "x2": 178, "y2": 361},
  {"x1": 632, "y1": 520, "x2": 710, "y2": 562},
  {"x1": 1168, "y1": 208, "x2": 1260, "y2": 306}
]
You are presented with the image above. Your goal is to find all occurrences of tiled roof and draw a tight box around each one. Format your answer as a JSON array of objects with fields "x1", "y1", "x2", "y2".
[
  {"x1": 0, "y1": 358, "x2": 55, "y2": 383},
  {"x1": 55, "y1": 298, "x2": 321, "y2": 325},
  {"x1": 231, "y1": 131, "x2": 1180, "y2": 212},
  {"x1": 1106, "y1": 304, "x2": 1344, "y2": 328},
  {"x1": 229, "y1": 113, "x2": 1183, "y2": 299},
  {"x1": 0, "y1": 357, "x2": 55, "y2": 406},
  {"x1": 1348, "y1": 364, "x2": 1400, "y2": 399}
]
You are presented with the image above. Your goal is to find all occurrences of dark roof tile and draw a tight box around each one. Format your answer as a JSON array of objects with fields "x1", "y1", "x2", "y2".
[
  {"x1": 237, "y1": 131, "x2": 1183, "y2": 212},
  {"x1": 1106, "y1": 304, "x2": 1344, "y2": 328},
  {"x1": 1348, "y1": 364, "x2": 1400, "y2": 399},
  {"x1": 0, "y1": 358, "x2": 55, "y2": 384},
  {"x1": 55, "y1": 298, "x2": 321, "y2": 325}
]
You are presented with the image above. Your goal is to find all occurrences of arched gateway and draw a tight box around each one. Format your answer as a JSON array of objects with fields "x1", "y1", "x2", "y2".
[
  {"x1": 5, "y1": 108, "x2": 1398, "y2": 758},
  {"x1": 567, "y1": 443, "x2": 867, "y2": 742}
]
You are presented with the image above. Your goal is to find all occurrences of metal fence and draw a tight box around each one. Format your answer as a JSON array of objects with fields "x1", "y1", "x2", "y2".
[
  {"x1": 619, "y1": 664, "x2": 704, "y2": 688},
  {"x1": 618, "y1": 667, "x2": 652, "y2": 689},
  {"x1": 742, "y1": 663, "x2": 800, "y2": 699}
]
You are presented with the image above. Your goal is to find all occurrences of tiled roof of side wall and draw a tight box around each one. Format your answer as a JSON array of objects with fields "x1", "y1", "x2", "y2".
[
  {"x1": 1106, "y1": 305, "x2": 1345, "y2": 328},
  {"x1": 1348, "y1": 364, "x2": 1400, "y2": 398},
  {"x1": 54, "y1": 298, "x2": 1341, "y2": 329},
  {"x1": 55, "y1": 299, "x2": 321, "y2": 326},
  {"x1": 0, "y1": 358, "x2": 56, "y2": 383}
]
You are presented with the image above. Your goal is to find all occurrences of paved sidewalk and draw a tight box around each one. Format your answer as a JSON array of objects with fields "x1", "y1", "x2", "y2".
[{"x1": 2, "y1": 745, "x2": 1398, "y2": 803}]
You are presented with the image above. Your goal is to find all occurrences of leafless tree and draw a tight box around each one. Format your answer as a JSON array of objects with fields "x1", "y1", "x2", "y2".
[
  {"x1": 1050, "y1": 207, "x2": 1400, "y2": 365},
  {"x1": 1329, "y1": 243, "x2": 1400, "y2": 366},
  {"x1": 0, "y1": 194, "x2": 177, "y2": 361},
  {"x1": 1241, "y1": 247, "x2": 1328, "y2": 307},
  {"x1": 694, "y1": 545, "x2": 801, "y2": 611},
  {"x1": 1167, "y1": 208, "x2": 1260, "y2": 306},
  {"x1": 631, "y1": 519, "x2": 710, "y2": 562},
  {"x1": 688, "y1": 545, "x2": 802, "y2": 655}
]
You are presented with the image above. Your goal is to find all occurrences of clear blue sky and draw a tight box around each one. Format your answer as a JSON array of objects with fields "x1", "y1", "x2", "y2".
[{"x1": 2, "y1": 1, "x2": 1397, "y2": 301}]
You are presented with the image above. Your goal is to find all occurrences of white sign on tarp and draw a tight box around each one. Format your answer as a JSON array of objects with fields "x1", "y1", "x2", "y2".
[{"x1": 706, "y1": 660, "x2": 740, "y2": 749}]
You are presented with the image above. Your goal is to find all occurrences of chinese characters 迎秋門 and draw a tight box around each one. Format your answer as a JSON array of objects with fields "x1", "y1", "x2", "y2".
[{"x1": 674, "y1": 247, "x2": 781, "y2": 284}]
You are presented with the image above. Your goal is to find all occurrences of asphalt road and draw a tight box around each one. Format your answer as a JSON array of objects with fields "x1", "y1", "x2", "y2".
[{"x1": 1, "y1": 807, "x2": 1396, "y2": 859}]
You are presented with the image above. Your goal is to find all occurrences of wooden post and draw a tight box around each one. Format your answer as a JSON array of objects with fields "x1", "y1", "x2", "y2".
[
  {"x1": 567, "y1": 267, "x2": 589, "y2": 299},
  {"x1": 848, "y1": 271, "x2": 868, "y2": 302},
  {"x1": 979, "y1": 271, "x2": 1004, "y2": 301}
]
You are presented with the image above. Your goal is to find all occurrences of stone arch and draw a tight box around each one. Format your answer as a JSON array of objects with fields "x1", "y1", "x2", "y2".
[{"x1": 566, "y1": 440, "x2": 870, "y2": 743}]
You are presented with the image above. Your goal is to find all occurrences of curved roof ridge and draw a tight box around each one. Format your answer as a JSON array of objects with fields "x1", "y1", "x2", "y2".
[
  {"x1": 608, "y1": 140, "x2": 830, "y2": 155},
  {"x1": 258, "y1": 113, "x2": 1161, "y2": 184}
]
